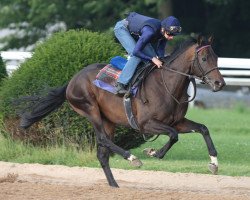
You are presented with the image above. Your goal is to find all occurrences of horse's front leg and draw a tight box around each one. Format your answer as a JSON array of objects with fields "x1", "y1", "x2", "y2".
[
  {"x1": 143, "y1": 119, "x2": 179, "y2": 159},
  {"x1": 174, "y1": 118, "x2": 218, "y2": 174}
]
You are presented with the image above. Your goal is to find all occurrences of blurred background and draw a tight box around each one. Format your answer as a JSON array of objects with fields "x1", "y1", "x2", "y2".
[{"x1": 0, "y1": 0, "x2": 249, "y2": 57}]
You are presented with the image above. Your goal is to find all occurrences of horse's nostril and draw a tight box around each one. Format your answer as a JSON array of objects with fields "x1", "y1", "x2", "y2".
[
  {"x1": 214, "y1": 81, "x2": 220, "y2": 85},
  {"x1": 215, "y1": 80, "x2": 225, "y2": 88}
]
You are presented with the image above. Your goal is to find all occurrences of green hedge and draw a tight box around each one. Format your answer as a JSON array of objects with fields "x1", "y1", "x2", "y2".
[
  {"x1": 0, "y1": 29, "x2": 145, "y2": 150},
  {"x1": 0, "y1": 54, "x2": 7, "y2": 85},
  {"x1": 0, "y1": 30, "x2": 124, "y2": 115}
]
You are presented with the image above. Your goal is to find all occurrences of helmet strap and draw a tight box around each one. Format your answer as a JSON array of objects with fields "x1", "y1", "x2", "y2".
[{"x1": 161, "y1": 28, "x2": 166, "y2": 35}]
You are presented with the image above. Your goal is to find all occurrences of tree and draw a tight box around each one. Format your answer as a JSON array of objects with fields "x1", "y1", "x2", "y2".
[
  {"x1": 203, "y1": 0, "x2": 250, "y2": 57},
  {"x1": 0, "y1": 54, "x2": 7, "y2": 85},
  {"x1": 0, "y1": 0, "x2": 159, "y2": 50},
  {"x1": 172, "y1": 0, "x2": 250, "y2": 57}
]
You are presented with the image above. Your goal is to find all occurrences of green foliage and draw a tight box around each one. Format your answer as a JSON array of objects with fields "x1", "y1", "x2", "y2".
[
  {"x1": 0, "y1": 29, "x2": 122, "y2": 113},
  {"x1": 204, "y1": 0, "x2": 233, "y2": 5},
  {"x1": 0, "y1": 134, "x2": 97, "y2": 166},
  {"x1": 204, "y1": 0, "x2": 250, "y2": 57},
  {"x1": 0, "y1": 29, "x2": 128, "y2": 148},
  {"x1": 0, "y1": 29, "x2": 146, "y2": 150},
  {"x1": 0, "y1": 0, "x2": 158, "y2": 50},
  {"x1": 0, "y1": 54, "x2": 7, "y2": 85},
  {"x1": 1, "y1": 0, "x2": 250, "y2": 57},
  {"x1": 173, "y1": 0, "x2": 250, "y2": 57},
  {"x1": 167, "y1": 34, "x2": 191, "y2": 53}
]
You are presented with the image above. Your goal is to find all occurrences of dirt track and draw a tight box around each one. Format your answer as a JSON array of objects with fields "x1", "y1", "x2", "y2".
[{"x1": 0, "y1": 161, "x2": 249, "y2": 200}]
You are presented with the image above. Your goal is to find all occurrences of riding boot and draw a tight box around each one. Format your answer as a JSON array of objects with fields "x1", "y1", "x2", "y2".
[{"x1": 115, "y1": 83, "x2": 127, "y2": 94}]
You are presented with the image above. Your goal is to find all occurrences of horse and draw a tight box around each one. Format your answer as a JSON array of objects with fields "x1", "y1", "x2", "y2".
[{"x1": 19, "y1": 35, "x2": 225, "y2": 187}]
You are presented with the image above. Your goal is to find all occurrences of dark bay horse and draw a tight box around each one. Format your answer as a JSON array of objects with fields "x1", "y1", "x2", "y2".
[{"x1": 20, "y1": 36, "x2": 225, "y2": 187}]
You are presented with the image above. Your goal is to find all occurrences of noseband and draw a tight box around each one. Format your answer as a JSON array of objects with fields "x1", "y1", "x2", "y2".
[{"x1": 160, "y1": 45, "x2": 219, "y2": 104}]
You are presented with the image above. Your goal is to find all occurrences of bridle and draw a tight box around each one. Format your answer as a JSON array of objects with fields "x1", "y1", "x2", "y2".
[
  {"x1": 160, "y1": 44, "x2": 219, "y2": 104},
  {"x1": 191, "y1": 45, "x2": 219, "y2": 84}
]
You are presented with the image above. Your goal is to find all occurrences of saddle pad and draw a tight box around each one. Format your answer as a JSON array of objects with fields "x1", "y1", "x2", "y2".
[
  {"x1": 96, "y1": 64, "x2": 121, "y2": 86},
  {"x1": 93, "y1": 63, "x2": 138, "y2": 95}
]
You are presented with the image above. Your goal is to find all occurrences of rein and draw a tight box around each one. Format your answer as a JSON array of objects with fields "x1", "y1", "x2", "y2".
[
  {"x1": 160, "y1": 69, "x2": 196, "y2": 105},
  {"x1": 160, "y1": 45, "x2": 219, "y2": 105}
]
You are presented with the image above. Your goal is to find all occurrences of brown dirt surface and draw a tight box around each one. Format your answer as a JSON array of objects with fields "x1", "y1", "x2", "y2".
[{"x1": 0, "y1": 161, "x2": 249, "y2": 200}]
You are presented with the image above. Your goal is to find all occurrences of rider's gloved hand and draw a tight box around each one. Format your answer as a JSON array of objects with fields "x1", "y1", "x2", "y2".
[{"x1": 152, "y1": 57, "x2": 163, "y2": 68}]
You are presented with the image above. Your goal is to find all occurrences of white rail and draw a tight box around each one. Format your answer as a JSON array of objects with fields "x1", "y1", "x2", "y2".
[
  {"x1": 1, "y1": 52, "x2": 250, "y2": 86},
  {"x1": 1, "y1": 51, "x2": 32, "y2": 74},
  {"x1": 1, "y1": 51, "x2": 32, "y2": 60},
  {"x1": 217, "y1": 57, "x2": 250, "y2": 86}
]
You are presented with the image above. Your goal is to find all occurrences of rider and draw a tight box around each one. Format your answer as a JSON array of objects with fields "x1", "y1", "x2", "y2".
[{"x1": 114, "y1": 12, "x2": 182, "y2": 94}]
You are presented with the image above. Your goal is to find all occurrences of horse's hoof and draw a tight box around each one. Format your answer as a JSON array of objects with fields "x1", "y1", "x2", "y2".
[
  {"x1": 130, "y1": 158, "x2": 143, "y2": 167},
  {"x1": 19, "y1": 118, "x2": 31, "y2": 129},
  {"x1": 110, "y1": 182, "x2": 119, "y2": 188},
  {"x1": 143, "y1": 148, "x2": 156, "y2": 157},
  {"x1": 208, "y1": 163, "x2": 218, "y2": 175}
]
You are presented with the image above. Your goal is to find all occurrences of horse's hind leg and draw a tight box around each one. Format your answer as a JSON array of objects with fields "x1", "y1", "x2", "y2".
[
  {"x1": 94, "y1": 118, "x2": 142, "y2": 168},
  {"x1": 68, "y1": 100, "x2": 142, "y2": 187},
  {"x1": 69, "y1": 100, "x2": 143, "y2": 163},
  {"x1": 90, "y1": 113, "x2": 142, "y2": 186},
  {"x1": 174, "y1": 118, "x2": 218, "y2": 174},
  {"x1": 96, "y1": 119, "x2": 118, "y2": 187},
  {"x1": 97, "y1": 145, "x2": 118, "y2": 187}
]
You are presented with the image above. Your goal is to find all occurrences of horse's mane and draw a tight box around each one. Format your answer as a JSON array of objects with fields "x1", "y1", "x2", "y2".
[{"x1": 164, "y1": 37, "x2": 197, "y2": 64}]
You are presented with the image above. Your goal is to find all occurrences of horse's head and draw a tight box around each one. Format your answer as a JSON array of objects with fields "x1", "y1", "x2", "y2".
[{"x1": 190, "y1": 35, "x2": 225, "y2": 92}]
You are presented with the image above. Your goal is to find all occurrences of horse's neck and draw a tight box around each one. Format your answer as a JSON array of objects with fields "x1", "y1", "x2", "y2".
[
  {"x1": 142, "y1": 46, "x2": 194, "y2": 104},
  {"x1": 161, "y1": 52, "x2": 192, "y2": 99}
]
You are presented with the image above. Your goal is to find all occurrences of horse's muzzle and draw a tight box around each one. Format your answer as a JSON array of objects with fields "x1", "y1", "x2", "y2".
[{"x1": 212, "y1": 79, "x2": 226, "y2": 92}]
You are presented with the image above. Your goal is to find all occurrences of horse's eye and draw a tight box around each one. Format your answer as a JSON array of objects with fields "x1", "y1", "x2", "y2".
[{"x1": 202, "y1": 57, "x2": 207, "y2": 62}]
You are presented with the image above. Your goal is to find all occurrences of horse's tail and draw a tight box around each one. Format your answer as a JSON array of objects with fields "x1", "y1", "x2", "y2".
[{"x1": 19, "y1": 84, "x2": 68, "y2": 129}]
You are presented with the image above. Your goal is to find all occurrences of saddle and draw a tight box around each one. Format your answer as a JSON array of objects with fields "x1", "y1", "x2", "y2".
[{"x1": 94, "y1": 56, "x2": 155, "y2": 98}]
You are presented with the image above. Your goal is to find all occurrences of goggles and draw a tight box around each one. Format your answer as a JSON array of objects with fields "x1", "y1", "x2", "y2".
[{"x1": 167, "y1": 26, "x2": 182, "y2": 35}]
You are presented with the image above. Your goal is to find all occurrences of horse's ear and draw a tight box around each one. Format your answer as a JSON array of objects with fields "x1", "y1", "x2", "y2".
[
  {"x1": 208, "y1": 35, "x2": 214, "y2": 45},
  {"x1": 197, "y1": 34, "x2": 204, "y2": 46}
]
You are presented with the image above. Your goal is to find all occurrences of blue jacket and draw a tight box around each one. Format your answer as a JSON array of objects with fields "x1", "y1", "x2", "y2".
[{"x1": 126, "y1": 12, "x2": 167, "y2": 61}]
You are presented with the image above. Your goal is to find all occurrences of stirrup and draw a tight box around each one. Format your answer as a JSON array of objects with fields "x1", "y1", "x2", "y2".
[
  {"x1": 115, "y1": 83, "x2": 127, "y2": 94},
  {"x1": 117, "y1": 88, "x2": 127, "y2": 94}
]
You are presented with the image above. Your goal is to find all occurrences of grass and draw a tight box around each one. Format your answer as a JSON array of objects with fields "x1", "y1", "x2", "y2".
[
  {"x1": 0, "y1": 135, "x2": 97, "y2": 167},
  {"x1": 0, "y1": 107, "x2": 250, "y2": 176},
  {"x1": 108, "y1": 107, "x2": 250, "y2": 176}
]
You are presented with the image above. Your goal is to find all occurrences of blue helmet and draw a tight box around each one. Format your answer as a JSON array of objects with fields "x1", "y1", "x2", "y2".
[{"x1": 161, "y1": 16, "x2": 182, "y2": 35}]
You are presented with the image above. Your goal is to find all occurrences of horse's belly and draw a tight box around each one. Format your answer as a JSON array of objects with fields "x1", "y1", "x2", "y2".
[{"x1": 97, "y1": 95, "x2": 129, "y2": 125}]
